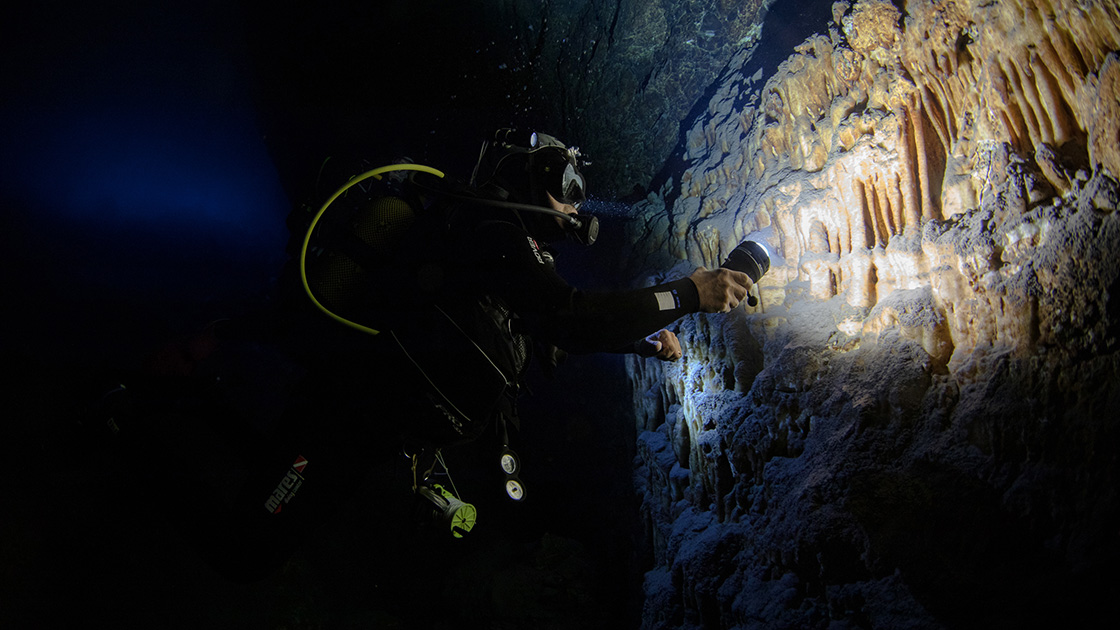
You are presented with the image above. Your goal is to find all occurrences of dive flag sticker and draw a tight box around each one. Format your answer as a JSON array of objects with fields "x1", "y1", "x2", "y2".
[
  {"x1": 292, "y1": 456, "x2": 308, "y2": 473},
  {"x1": 264, "y1": 455, "x2": 309, "y2": 514}
]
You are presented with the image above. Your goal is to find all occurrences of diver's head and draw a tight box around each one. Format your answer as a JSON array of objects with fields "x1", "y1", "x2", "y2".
[{"x1": 471, "y1": 128, "x2": 588, "y2": 211}]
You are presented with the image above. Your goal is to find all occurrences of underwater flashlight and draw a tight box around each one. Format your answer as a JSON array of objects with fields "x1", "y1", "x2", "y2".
[
  {"x1": 721, "y1": 240, "x2": 771, "y2": 307},
  {"x1": 418, "y1": 484, "x2": 477, "y2": 538}
]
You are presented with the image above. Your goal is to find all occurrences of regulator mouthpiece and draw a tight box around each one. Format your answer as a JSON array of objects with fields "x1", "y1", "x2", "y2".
[
  {"x1": 568, "y1": 214, "x2": 599, "y2": 246},
  {"x1": 721, "y1": 240, "x2": 771, "y2": 306}
]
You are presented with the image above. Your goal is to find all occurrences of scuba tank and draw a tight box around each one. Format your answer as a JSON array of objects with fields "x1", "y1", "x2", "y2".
[{"x1": 89, "y1": 144, "x2": 585, "y2": 581}]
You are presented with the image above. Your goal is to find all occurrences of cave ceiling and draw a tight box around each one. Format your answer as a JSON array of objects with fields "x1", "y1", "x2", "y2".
[{"x1": 244, "y1": 0, "x2": 788, "y2": 199}]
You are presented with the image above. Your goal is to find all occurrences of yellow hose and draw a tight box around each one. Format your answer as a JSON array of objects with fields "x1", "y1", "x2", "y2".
[{"x1": 299, "y1": 163, "x2": 445, "y2": 335}]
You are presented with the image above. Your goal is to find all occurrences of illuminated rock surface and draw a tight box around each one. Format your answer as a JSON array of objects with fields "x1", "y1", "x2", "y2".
[{"x1": 626, "y1": 0, "x2": 1120, "y2": 627}]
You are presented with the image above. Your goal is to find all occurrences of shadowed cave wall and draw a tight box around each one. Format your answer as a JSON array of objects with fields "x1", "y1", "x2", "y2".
[{"x1": 621, "y1": 0, "x2": 1120, "y2": 628}]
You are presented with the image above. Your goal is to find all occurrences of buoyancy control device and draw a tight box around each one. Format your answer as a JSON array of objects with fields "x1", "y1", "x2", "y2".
[
  {"x1": 85, "y1": 156, "x2": 571, "y2": 584},
  {"x1": 293, "y1": 160, "x2": 554, "y2": 525}
]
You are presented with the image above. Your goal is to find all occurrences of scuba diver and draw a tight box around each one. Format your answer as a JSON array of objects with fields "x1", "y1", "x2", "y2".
[{"x1": 83, "y1": 128, "x2": 753, "y2": 581}]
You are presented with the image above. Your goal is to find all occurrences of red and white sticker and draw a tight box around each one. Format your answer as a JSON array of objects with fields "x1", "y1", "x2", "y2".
[
  {"x1": 526, "y1": 236, "x2": 545, "y2": 264},
  {"x1": 264, "y1": 455, "x2": 309, "y2": 514}
]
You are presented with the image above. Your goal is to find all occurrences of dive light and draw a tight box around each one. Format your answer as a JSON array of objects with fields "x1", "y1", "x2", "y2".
[
  {"x1": 418, "y1": 484, "x2": 477, "y2": 538},
  {"x1": 721, "y1": 240, "x2": 771, "y2": 307}
]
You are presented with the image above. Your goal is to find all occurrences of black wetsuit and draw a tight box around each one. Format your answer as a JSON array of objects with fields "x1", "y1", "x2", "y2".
[
  {"x1": 465, "y1": 217, "x2": 699, "y2": 354},
  {"x1": 109, "y1": 195, "x2": 703, "y2": 581},
  {"x1": 382, "y1": 201, "x2": 700, "y2": 445}
]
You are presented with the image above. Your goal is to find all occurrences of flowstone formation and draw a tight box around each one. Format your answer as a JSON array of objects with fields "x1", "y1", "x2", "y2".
[{"x1": 625, "y1": 1, "x2": 1120, "y2": 627}]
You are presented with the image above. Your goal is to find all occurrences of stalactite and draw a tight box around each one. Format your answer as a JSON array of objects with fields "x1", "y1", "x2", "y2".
[
  {"x1": 986, "y1": 64, "x2": 1017, "y2": 150},
  {"x1": 1018, "y1": 56, "x2": 1055, "y2": 145},
  {"x1": 1033, "y1": 59, "x2": 1074, "y2": 146},
  {"x1": 875, "y1": 172, "x2": 894, "y2": 240},
  {"x1": 921, "y1": 78, "x2": 953, "y2": 151},
  {"x1": 856, "y1": 179, "x2": 875, "y2": 249},
  {"x1": 1000, "y1": 58, "x2": 1038, "y2": 148},
  {"x1": 867, "y1": 260, "x2": 879, "y2": 305},
  {"x1": 889, "y1": 172, "x2": 906, "y2": 235},
  {"x1": 862, "y1": 179, "x2": 880, "y2": 247},
  {"x1": 1037, "y1": 36, "x2": 1080, "y2": 123},
  {"x1": 839, "y1": 205, "x2": 853, "y2": 255},
  {"x1": 910, "y1": 100, "x2": 935, "y2": 221},
  {"x1": 830, "y1": 222, "x2": 843, "y2": 256},
  {"x1": 941, "y1": 73, "x2": 963, "y2": 146},
  {"x1": 898, "y1": 103, "x2": 922, "y2": 230}
]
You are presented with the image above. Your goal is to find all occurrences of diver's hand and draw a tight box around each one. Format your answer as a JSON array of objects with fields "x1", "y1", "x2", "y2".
[
  {"x1": 689, "y1": 268, "x2": 752, "y2": 313},
  {"x1": 638, "y1": 329, "x2": 682, "y2": 361}
]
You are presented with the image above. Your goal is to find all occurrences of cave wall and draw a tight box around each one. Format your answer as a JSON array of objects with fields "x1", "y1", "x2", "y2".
[
  {"x1": 475, "y1": 0, "x2": 772, "y2": 197},
  {"x1": 625, "y1": 1, "x2": 1120, "y2": 627}
]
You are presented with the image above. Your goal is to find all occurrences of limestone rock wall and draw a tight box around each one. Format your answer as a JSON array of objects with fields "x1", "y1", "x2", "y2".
[
  {"x1": 625, "y1": 1, "x2": 1120, "y2": 627},
  {"x1": 476, "y1": 0, "x2": 771, "y2": 197}
]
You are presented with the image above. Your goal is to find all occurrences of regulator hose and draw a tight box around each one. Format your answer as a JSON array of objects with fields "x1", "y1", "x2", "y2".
[{"x1": 299, "y1": 163, "x2": 445, "y2": 335}]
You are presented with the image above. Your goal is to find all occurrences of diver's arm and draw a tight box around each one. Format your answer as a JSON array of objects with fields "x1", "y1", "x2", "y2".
[
  {"x1": 544, "y1": 278, "x2": 699, "y2": 353},
  {"x1": 553, "y1": 261, "x2": 750, "y2": 354},
  {"x1": 588, "y1": 268, "x2": 749, "y2": 359},
  {"x1": 474, "y1": 221, "x2": 706, "y2": 353}
]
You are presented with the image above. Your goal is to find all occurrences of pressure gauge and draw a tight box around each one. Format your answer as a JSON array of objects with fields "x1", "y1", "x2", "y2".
[
  {"x1": 499, "y1": 449, "x2": 520, "y2": 476},
  {"x1": 505, "y1": 477, "x2": 526, "y2": 502}
]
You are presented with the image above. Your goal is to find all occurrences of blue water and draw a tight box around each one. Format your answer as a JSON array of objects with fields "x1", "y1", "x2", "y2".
[
  {"x1": 1, "y1": 1, "x2": 287, "y2": 255},
  {"x1": 0, "y1": 2, "x2": 289, "y2": 364}
]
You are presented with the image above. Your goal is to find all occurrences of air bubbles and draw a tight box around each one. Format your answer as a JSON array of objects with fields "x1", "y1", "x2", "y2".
[{"x1": 581, "y1": 197, "x2": 636, "y2": 218}]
